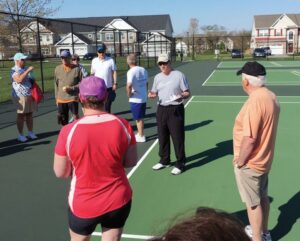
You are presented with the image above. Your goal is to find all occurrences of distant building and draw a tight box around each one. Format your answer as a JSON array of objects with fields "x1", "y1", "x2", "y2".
[{"x1": 13, "y1": 14, "x2": 174, "y2": 58}]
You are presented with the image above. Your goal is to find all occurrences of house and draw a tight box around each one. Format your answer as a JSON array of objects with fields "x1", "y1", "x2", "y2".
[
  {"x1": 16, "y1": 14, "x2": 174, "y2": 57},
  {"x1": 251, "y1": 13, "x2": 300, "y2": 55}
]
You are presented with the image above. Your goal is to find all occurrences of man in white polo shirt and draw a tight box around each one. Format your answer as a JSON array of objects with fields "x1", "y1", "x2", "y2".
[{"x1": 91, "y1": 43, "x2": 117, "y2": 113}]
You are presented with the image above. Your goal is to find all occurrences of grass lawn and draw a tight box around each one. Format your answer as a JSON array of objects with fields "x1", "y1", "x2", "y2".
[{"x1": 0, "y1": 56, "x2": 157, "y2": 102}]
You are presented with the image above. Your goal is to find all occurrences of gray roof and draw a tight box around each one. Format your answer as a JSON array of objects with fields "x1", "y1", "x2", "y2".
[
  {"x1": 44, "y1": 14, "x2": 173, "y2": 34},
  {"x1": 254, "y1": 13, "x2": 300, "y2": 28}
]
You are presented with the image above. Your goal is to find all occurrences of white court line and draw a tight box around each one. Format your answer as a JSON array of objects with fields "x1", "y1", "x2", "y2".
[
  {"x1": 291, "y1": 71, "x2": 300, "y2": 77},
  {"x1": 92, "y1": 96, "x2": 195, "y2": 239},
  {"x1": 206, "y1": 82, "x2": 300, "y2": 86},
  {"x1": 270, "y1": 61, "x2": 282, "y2": 67},
  {"x1": 202, "y1": 70, "x2": 216, "y2": 86},
  {"x1": 93, "y1": 232, "x2": 155, "y2": 240},
  {"x1": 190, "y1": 100, "x2": 300, "y2": 104}
]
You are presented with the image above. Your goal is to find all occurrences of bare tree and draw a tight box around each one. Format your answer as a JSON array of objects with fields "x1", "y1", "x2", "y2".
[
  {"x1": 188, "y1": 18, "x2": 199, "y2": 59},
  {"x1": 201, "y1": 24, "x2": 227, "y2": 51},
  {"x1": 0, "y1": 0, "x2": 62, "y2": 52}
]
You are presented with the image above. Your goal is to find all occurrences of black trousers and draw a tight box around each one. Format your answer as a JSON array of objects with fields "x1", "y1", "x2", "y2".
[
  {"x1": 156, "y1": 104, "x2": 186, "y2": 169},
  {"x1": 105, "y1": 87, "x2": 116, "y2": 113}
]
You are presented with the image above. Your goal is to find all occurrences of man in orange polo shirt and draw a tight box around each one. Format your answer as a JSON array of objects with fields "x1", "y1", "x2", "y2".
[
  {"x1": 233, "y1": 61, "x2": 280, "y2": 241},
  {"x1": 54, "y1": 50, "x2": 82, "y2": 125}
]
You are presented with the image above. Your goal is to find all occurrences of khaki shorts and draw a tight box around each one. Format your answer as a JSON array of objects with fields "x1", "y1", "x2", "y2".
[
  {"x1": 13, "y1": 96, "x2": 37, "y2": 114},
  {"x1": 234, "y1": 166, "x2": 268, "y2": 207}
]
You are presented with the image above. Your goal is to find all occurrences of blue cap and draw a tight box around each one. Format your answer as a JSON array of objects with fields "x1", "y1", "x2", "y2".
[
  {"x1": 97, "y1": 43, "x2": 106, "y2": 53},
  {"x1": 13, "y1": 53, "x2": 28, "y2": 61},
  {"x1": 60, "y1": 50, "x2": 71, "y2": 58}
]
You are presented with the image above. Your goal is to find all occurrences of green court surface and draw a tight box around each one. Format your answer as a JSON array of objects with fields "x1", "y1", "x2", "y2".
[
  {"x1": 204, "y1": 60, "x2": 300, "y2": 86},
  {"x1": 90, "y1": 95, "x2": 300, "y2": 241},
  {"x1": 1, "y1": 60, "x2": 300, "y2": 241}
]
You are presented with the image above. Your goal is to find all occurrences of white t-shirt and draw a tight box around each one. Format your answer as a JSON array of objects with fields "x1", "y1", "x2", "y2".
[
  {"x1": 127, "y1": 66, "x2": 148, "y2": 103},
  {"x1": 91, "y1": 56, "x2": 117, "y2": 88}
]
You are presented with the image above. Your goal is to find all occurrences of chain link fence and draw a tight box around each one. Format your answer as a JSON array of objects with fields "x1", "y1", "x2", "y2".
[{"x1": 0, "y1": 11, "x2": 176, "y2": 102}]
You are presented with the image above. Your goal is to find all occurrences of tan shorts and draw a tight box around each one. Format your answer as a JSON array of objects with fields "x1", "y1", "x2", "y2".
[
  {"x1": 13, "y1": 96, "x2": 37, "y2": 114},
  {"x1": 234, "y1": 166, "x2": 268, "y2": 207}
]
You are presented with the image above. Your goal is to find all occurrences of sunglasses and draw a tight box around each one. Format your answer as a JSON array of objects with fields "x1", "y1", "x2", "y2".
[{"x1": 158, "y1": 62, "x2": 168, "y2": 66}]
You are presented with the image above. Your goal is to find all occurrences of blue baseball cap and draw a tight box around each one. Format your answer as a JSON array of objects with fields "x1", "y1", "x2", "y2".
[
  {"x1": 13, "y1": 53, "x2": 28, "y2": 61},
  {"x1": 97, "y1": 43, "x2": 107, "y2": 53},
  {"x1": 60, "y1": 50, "x2": 71, "y2": 58}
]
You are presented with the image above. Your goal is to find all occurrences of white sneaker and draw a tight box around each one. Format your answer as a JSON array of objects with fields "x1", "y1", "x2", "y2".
[
  {"x1": 245, "y1": 225, "x2": 272, "y2": 241},
  {"x1": 135, "y1": 134, "x2": 146, "y2": 143},
  {"x1": 17, "y1": 135, "x2": 28, "y2": 142},
  {"x1": 262, "y1": 232, "x2": 272, "y2": 241},
  {"x1": 244, "y1": 225, "x2": 252, "y2": 238},
  {"x1": 28, "y1": 132, "x2": 38, "y2": 140},
  {"x1": 152, "y1": 163, "x2": 168, "y2": 170},
  {"x1": 171, "y1": 167, "x2": 183, "y2": 175}
]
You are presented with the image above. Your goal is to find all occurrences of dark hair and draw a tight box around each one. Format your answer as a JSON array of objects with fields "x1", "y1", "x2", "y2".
[
  {"x1": 80, "y1": 96, "x2": 105, "y2": 110},
  {"x1": 150, "y1": 207, "x2": 250, "y2": 241}
]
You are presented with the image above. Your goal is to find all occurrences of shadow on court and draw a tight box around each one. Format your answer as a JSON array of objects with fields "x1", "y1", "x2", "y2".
[
  {"x1": 231, "y1": 197, "x2": 274, "y2": 225},
  {"x1": 0, "y1": 130, "x2": 59, "y2": 157},
  {"x1": 185, "y1": 139, "x2": 233, "y2": 171},
  {"x1": 271, "y1": 192, "x2": 300, "y2": 241}
]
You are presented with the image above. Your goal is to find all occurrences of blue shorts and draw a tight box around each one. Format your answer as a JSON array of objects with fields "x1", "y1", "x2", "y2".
[{"x1": 130, "y1": 102, "x2": 146, "y2": 120}]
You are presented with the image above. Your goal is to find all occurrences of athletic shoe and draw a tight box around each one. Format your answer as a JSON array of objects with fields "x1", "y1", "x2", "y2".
[
  {"x1": 27, "y1": 132, "x2": 38, "y2": 140},
  {"x1": 171, "y1": 167, "x2": 183, "y2": 175},
  {"x1": 244, "y1": 225, "x2": 252, "y2": 238},
  {"x1": 152, "y1": 163, "x2": 169, "y2": 170},
  {"x1": 17, "y1": 135, "x2": 28, "y2": 142},
  {"x1": 245, "y1": 225, "x2": 272, "y2": 241},
  {"x1": 135, "y1": 133, "x2": 146, "y2": 143},
  {"x1": 69, "y1": 116, "x2": 74, "y2": 123},
  {"x1": 262, "y1": 232, "x2": 272, "y2": 241}
]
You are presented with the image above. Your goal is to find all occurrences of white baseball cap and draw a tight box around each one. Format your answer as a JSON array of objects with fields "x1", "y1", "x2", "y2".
[{"x1": 157, "y1": 53, "x2": 170, "y2": 64}]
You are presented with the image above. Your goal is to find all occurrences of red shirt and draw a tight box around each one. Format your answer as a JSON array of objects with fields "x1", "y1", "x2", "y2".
[{"x1": 55, "y1": 113, "x2": 136, "y2": 218}]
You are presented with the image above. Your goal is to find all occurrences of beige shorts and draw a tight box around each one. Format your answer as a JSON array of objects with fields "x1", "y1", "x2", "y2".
[
  {"x1": 13, "y1": 96, "x2": 37, "y2": 114},
  {"x1": 234, "y1": 166, "x2": 268, "y2": 207}
]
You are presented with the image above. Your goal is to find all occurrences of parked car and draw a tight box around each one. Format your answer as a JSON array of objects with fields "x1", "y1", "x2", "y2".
[
  {"x1": 27, "y1": 53, "x2": 45, "y2": 61},
  {"x1": 83, "y1": 53, "x2": 97, "y2": 60},
  {"x1": 262, "y1": 47, "x2": 271, "y2": 56},
  {"x1": 231, "y1": 49, "x2": 244, "y2": 58},
  {"x1": 253, "y1": 48, "x2": 266, "y2": 58}
]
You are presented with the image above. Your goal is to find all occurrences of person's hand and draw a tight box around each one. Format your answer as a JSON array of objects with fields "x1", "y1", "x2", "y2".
[
  {"x1": 28, "y1": 66, "x2": 34, "y2": 72},
  {"x1": 233, "y1": 158, "x2": 244, "y2": 168},
  {"x1": 181, "y1": 91, "x2": 190, "y2": 99},
  {"x1": 112, "y1": 83, "x2": 117, "y2": 91},
  {"x1": 148, "y1": 91, "x2": 157, "y2": 99},
  {"x1": 63, "y1": 86, "x2": 72, "y2": 92}
]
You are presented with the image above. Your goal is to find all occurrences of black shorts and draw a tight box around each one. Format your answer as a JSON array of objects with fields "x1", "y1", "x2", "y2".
[
  {"x1": 68, "y1": 200, "x2": 132, "y2": 236},
  {"x1": 57, "y1": 102, "x2": 78, "y2": 125}
]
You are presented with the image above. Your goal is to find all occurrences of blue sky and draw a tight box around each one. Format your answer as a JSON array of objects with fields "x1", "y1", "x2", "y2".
[{"x1": 51, "y1": 0, "x2": 300, "y2": 35}]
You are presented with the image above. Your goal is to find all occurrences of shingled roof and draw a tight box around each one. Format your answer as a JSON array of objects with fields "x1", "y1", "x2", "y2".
[
  {"x1": 254, "y1": 13, "x2": 300, "y2": 28},
  {"x1": 50, "y1": 14, "x2": 173, "y2": 34}
]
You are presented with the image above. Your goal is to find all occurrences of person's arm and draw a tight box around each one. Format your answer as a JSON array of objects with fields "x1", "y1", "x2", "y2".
[
  {"x1": 13, "y1": 66, "x2": 34, "y2": 83},
  {"x1": 233, "y1": 136, "x2": 256, "y2": 168},
  {"x1": 53, "y1": 153, "x2": 72, "y2": 178},
  {"x1": 126, "y1": 83, "x2": 133, "y2": 98},
  {"x1": 123, "y1": 144, "x2": 138, "y2": 168},
  {"x1": 112, "y1": 70, "x2": 117, "y2": 91}
]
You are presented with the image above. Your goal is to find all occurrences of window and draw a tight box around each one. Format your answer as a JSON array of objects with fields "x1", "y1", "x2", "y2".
[
  {"x1": 41, "y1": 48, "x2": 50, "y2": 55},
  {"x1": 275, "y1": 29, "x2": 281, "y2": 36},
  {"x1": 121, "y1": 32, "x2": 126, "y2": 40},
  {"x1": 288, "y1": 31, "x2": 294, "y2": 41},
  {"x1": 258, "y1": 29, "x2": 269, "y2": 37},
  {"x1": 105, "y1": 33, "x2": 114, "y2": 41}
]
